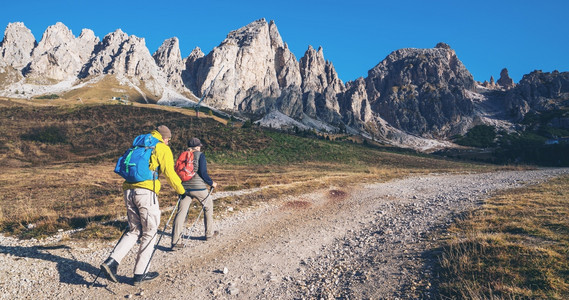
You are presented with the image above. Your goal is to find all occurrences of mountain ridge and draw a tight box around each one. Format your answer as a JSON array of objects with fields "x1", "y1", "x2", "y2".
[{"x1": 1, "y1": 19, "x2": 567, "y2": 152}]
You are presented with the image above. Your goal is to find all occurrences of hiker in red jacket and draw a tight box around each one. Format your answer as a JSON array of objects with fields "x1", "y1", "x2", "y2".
[{"x1": 171, "y1": 137, "x2": 218, "y2": 249}]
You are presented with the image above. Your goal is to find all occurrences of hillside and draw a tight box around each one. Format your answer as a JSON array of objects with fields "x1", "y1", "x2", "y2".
[
  {"x1": 2, "y1": 100, "x2": 569, "y2": 299},
  {"x1": 0, "y1": 99, "x2": 485, "y2": 239}
]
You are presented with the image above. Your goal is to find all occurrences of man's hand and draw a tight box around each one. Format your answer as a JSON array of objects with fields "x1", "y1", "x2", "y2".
[{"x1": 211, "y1": 181, "x2": 218, "y2": 189}]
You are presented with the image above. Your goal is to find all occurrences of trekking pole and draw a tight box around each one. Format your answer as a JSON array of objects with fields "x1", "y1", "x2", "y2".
[
  {"x1": 140, "y1": 195, "x2": 182, "y2": 276},
  {"x1": 182, "y1": 206, "x2": 205, "y2": 247},
  {"x1": 182, "y1": 186, "x2": 215, "y2": 247},
  {"x1": 89, "y1": 225, "x2": 129, "y2": 288}
]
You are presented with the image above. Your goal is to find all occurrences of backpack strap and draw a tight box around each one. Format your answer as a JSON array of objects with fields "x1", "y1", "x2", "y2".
[{"x1": 124, "y1": 147, "x2": 137, "y2": 175}]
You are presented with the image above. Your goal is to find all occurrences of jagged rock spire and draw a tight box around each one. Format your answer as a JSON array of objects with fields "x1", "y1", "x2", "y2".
[
  {"x1": 0, "y1": 22, "x2": 36, "y2": 69},
  {"x1": 25, "y1": 22, "x2": 98, "y2": 81},
  {"x1": 190, "y1": 18, "x2": 302, "y2": 112},
  {"x1": 153, "y1": 37, "x2": 184, "y2": 89},
  {"x1": 497, "y1": 68, "x2": 515, "y2": 89},
  {"x1": 80, "y1": 29, "x2": 166, "y2": 99}
]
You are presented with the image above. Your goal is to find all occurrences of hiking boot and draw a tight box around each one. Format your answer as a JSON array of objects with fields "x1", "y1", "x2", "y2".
[
  {"x1": 100, "y1": 257, "x2": 119, "y2": 283},
  {"x1": 133, "y1": 271, "x2": 159, "y2": 286},
  {"x1": 206, "y1": 231, "x2": 220, "y2": 241}
]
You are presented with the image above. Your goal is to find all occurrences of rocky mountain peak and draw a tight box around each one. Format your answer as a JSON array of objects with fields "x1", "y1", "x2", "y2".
[
  {"x1": 497, "y1": 68, "x2": 515, "y2": 89},
  {"x1": 153, "y1": 37, "x2": 181, "y2": 68},
  {"x1": 505, "y1": 70, "x2": 569, "y2": 120},
  {"x1": 268, "y1": 20, "x2": 284, "y2": 49},
  {"x1": 190, "y1": 18, "x2": 288, "y2": 110},
  {"x1": 363, "y1": 43, "x2": 475, "y2": 136},
  {"x1": 80, "y1": 29, "x2": 165, "y2": 101},
  {"x1": 187, "y1": 47, "x2": 204, "y2": 60},
  {"x1": 82, "y1": 29, "x2": 143, "y2": 76},
  {"x1": 369, "y1": 43, "x2": 474, "y2": 90},
  {"x1": 435, "y1": 42, "x2": 452, "y2": 50},
  {"x1": 224, "y1": 18, "x2": 268, "y2": 47},
  {"x1": 102, "y1": 29, "x2": 129, "y2": 49},
  {"x1": 183, "y1": 46, "x2": 205, "y2": 72},
  {"x1": 23, "y1": 22, "x2": 98, "y2": 81},
  {"x1": 0, "y1": 22, "x2": 36, "y2": 69},
  {"x1": 76, "y1": 29, "x2": 99, "y2": 62},
  {"x1": 182, "y1": 47, "x2": 206, "y2": 93},
  {"x1": 153, "y1": 37, "x2": 184, "y2": 89},
  {"x1": 32, "y1": 22, "x2": 74, "y2": 55},
  {"x1": 299, "y1": 45, "x2": 327, "y2": 92},
  {"x1": 298, "y1": 45, "x2": 345, "y2": 123}
]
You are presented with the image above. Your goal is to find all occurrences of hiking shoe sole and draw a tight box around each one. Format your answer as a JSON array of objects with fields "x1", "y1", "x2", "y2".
[{"x1": 133, "y1": 272, "x2": 159, "y2": 286}]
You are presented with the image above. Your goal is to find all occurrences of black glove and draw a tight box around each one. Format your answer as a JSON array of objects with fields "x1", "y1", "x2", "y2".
[{"x1": 178, "y1": 193, "x2": 187, "y2": 200}]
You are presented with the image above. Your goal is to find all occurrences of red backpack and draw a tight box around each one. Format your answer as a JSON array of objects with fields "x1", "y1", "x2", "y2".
[{"x1": 175, "y1": 150, "x2": 196, "y2": 181}]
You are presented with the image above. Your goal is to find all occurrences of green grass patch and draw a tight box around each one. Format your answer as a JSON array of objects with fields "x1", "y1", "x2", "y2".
[
  {"x1": 36, "y1": 94, "x2": 60, "y2": 99},
  {"x1": 210, "y1": 131, "x2": 369, "y2": 165},
  {"x1": 436, "y1": 175, "x2": 569, "y2": 299}
]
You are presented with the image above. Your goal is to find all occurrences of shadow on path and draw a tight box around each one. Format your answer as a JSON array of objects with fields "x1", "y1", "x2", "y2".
[{"x1": 0, "y1": 244, "x2": 130, "y2": 287}]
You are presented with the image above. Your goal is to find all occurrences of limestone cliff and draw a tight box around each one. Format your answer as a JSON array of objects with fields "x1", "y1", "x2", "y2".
[
  {"x1": 0, "y1": 22, "x2": 36, "y2": 70},
  {"x1": 24, "y1": 23, "x2": 99, "y2": 82},
  {"x1": 359, "y1": 42, "x2": 476, "y2": 137}
]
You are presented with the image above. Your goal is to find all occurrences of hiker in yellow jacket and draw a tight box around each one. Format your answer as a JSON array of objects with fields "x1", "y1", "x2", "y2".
[{"x1": 100, "y1": 125, "x2": 186, "y2": 286}]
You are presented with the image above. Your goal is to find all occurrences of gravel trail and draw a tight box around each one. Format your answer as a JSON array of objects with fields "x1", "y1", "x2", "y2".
[{"x1": 1, "y1": 168, "x2": 568, "y2": 299}]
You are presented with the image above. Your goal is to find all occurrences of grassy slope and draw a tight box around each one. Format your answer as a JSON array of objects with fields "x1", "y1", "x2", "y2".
[
  {"x1": 437, "y1": 175, "x2": 569, "y2": 299},
  {"x1": 0, "y1": 99, "x2": 492, "y2": 240}
]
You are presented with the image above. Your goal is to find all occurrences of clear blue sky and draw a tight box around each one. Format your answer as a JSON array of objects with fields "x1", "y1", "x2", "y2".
[{"x1": 1, "y1": 0, "x2": 568, "y2": 83}]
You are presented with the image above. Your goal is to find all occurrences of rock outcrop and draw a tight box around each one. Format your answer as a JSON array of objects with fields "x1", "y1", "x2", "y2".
[
  {"x1": 153, "y1": 37, "x2": 184, "y2": 90},
  {"x1": 505, "y1": 70, "x2": 569, "y2": 120},
  {"x1": 481, "y1": 75, "x2": 498, "y2": 89},
  {"x1": 352, "y1": 42, "x2": 476, "y2": 137},
  {"x1": 80, "y1": 29, "x2": 165, "y2": 100},
  {"x1": 497, "y1": 68, "x2": 515, "y2": 89},
  {"x1": 299, "y1": 45, "x2": 344, "y2": 123},
  {"x1": 188, "y1": 19, "x2": 282, "y2": 110},
  {"x1": 0, "y1": 22, "x2": 36, "y2": 70},
  {"x1": 24, "y1": 23, "x2": 99, "y2": 82},
  {"x1": 339, "y1": 77, "x2": 374, "y2": 127},
  {"x1": 186, "y1": 19, "x2": 345, "y2": 125},
  {"x1": 185, "y1": 19, "x2": 311, "y2": 119}
]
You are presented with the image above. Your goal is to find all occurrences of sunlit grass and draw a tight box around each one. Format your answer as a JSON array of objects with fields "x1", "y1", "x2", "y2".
[{"x1": 437, "y1": 175, "x2": 569, "y2": 299}]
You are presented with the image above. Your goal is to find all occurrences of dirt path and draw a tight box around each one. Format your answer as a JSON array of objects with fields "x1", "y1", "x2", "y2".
[{"x1": 1, "y1": 168, "x2": 568, "y2": 299}]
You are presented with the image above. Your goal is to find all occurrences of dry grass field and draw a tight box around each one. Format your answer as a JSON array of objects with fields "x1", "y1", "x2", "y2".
[{"x1": 437, "y1": 175, "x2": 569, "y2": 299}]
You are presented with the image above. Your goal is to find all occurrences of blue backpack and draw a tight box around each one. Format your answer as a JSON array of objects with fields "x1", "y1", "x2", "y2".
[{"x1": 114, "y1": 133, "x2": 161, "y2": 182}]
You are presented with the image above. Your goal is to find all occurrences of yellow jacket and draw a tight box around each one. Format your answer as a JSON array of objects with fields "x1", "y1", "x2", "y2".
[{"x1": 122, "y1": 130, "x2": 186, "y2": 195}]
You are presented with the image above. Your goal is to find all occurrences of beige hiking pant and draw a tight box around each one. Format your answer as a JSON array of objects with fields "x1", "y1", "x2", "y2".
[
  {"x1": 171, "y1": 189, "x2": 213, "y2": 246},
  {"x1": 111, "y1": 188, "x2": 160, "y2": 275}
]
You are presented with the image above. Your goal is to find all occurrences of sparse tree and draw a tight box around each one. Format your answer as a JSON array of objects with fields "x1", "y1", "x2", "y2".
[
  {"x1": 339, "y1": 123, "x2": 347, "y2": 134},
  {"x1": 242, "y1": 119, "x2": 253, "y2": 129}
]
